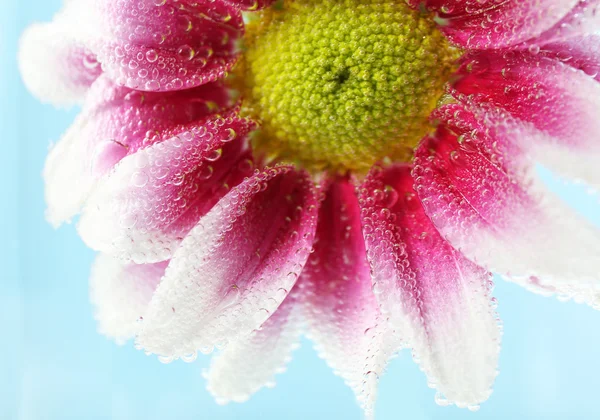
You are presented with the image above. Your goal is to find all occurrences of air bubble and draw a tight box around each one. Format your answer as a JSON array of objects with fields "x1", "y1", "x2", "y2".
[{"x1": 131, "y1": 171, "x2": 149, "y2": 187}]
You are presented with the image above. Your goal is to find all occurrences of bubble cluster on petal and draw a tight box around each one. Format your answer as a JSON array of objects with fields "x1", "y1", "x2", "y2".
[{"x1": 91, "y1": 0, "x2": 244, "y2": 91}]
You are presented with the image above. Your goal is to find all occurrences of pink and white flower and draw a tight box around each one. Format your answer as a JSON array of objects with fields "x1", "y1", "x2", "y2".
[{"x1": 20, "y1": 0, "x2": 600, "y2": 417}]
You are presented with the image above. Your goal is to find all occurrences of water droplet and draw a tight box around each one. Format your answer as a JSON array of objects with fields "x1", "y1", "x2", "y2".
[
  {"x1": 131, "y1": 171, "x2": 149, "y2": 187},
  {"x1": 145, "y1": 80, "x2": 160, "y2": 90},
  {"x1": 177, "y1": 44, "x2": 195, "y2": 61},
  {"x1": 120, "y1": 213, "x2": 137, "y2": 228},
  {"x1": 158, "y1": 355, "x2": 174, "y2": 364},
  {"x1": 199, "y1": 345, "x2": 214, "y2": 355},
  {"x1": 83, "y1": 54, "x2": 99, "y2": 69},
  {"x1": 434, "y1": 392, "x2": 449, "y2": 407},
  {"x1": 223, "y1": 128, "x2": 237, "y2": 142},
  {"x1": 146, "y1": 49, "x2": 158, "y2": 63},
  {"x1": 220, "y1": 285, "x2": 240, "y2": 309},
  {"x1": 199, "y1": 165, "x2": 213, "y2": 180},
  {"x1": 181, "y1": 352, "x2": 198, "y2": 363},
  {"x1": 205, "y1": 148, "x2": 222, "y2": 162}
]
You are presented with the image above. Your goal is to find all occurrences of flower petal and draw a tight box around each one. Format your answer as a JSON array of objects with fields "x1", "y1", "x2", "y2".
[
  {"x1": 414, "y1": 103, "x2": 600, "y2": 287},
  {"x1": 538, "y1": 34, "x2": 600, "y2": 83},
  {"x1": 534, "y1": 0, "x2": 600, "y2": 44},
  {"x1": 417, "y1": 0, "x2": 578, "y2": 49},
  {"x1": 454, "y1": 50, "x2": 600, "y2": 189},
  {"x1": 504, "y1": 275, "x2": 600, "y2": 311},
  {"x1": 89, "y1": 0, "x2": 243, "y2": 91},
  {"x1": 78, "y1": 110, "x2": 256, "y2": 263},
  {"x1": 205, "y1": 294, "x2": 302, "y2": 404},
  {"x1": 90, "y1": 254, "x2": 166, "y2": 344},
  {"x1": 44, "y1": 76, "x2": 232, "y2": 227},
  {"x1": 44, "y1": 113, "x2": 108, "y2": 227},
  {"x1": 136, "y1": 167, "x2": 319, "y2": 358},
  {"x1": 18, "y1": 8, "x2": 101, "y2": 106},
  {"x1": 359, "y1": 164, "x2": 500, "y2": 408},
  {"x1": 299, "y1": 177, "x2": 399, "y2": 418}
]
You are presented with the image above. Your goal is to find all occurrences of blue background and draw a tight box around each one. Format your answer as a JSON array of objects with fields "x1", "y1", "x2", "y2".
[{"x1": 3, "y1": 1, "x2": 600, "y2": 419}]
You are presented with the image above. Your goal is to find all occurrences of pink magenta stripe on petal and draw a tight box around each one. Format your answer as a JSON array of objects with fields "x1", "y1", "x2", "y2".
[
  {"x1": 78, "y1": 110, "x2": 256, "y2": 264},
  {"x1": 454, "y1": 50, "x2": 600, "y2": 189},
  {"x1": 19, "y1": 16, "x2": 101, "y2": 106},
  {"x1": 359, "y1": 164, "x2": 500, "y2": 409},
  {"x1": 43, "y1": 76, "x2": 232, "y2": 227},
  {"x1": 135, "y1": 167, "x2": 320, "y2": 359},
  {"x1": 90, "y1": 0, "x2": 243, "y2": 91},
  {"x1": 413, "y1": 0, "x2": 578, "y2": 49},
  {"x1": 90, "y1": 254, "x2": 167, "y2": 344},
  {"x1": 414, "y1": 103, "x2": 600, "y2": 287},
  {"x1": 205, "y1": 293, "x2": 302, "y2": 404},
  {"x1": 299, "y1": 177, "x2": 399, "y2": 418}
]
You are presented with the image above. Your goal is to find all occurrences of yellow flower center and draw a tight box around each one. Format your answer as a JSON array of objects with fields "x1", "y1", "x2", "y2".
[{"x1": 236, "y1": 0, "x2": 460, "y2": 172}]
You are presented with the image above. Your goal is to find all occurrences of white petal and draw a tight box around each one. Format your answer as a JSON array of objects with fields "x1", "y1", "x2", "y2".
[
  {"x1": 359, "y1": 164, "x2": 501, "y2": 408},
  {"x1": 301, "y1": 178, "x2": 400, "y2": 417},
  {"x1": 18, "y1": 4, "x2": 100, "y2": 106},
  {"x1": 205, "y1": 296, "x2": 302, "y2": 404},
  {"x1": 90, "y1": 254, "x2": 166, "y2": 344},
  {"x1": 414, "y1": 103, "x2": 600, "y2": 287},
  {"x1": 136, "y1": 168, "x2": 319, "y2": 358}
]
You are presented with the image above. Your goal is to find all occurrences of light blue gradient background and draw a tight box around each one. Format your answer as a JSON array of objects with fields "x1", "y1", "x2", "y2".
[{"x1": 3, "y1": 2, "x2": 600, "y2": 419}]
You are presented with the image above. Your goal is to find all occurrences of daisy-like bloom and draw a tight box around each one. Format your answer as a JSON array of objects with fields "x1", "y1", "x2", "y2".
[{"x1": 20, "y1": 0, "x2": 600, "y2": 416}]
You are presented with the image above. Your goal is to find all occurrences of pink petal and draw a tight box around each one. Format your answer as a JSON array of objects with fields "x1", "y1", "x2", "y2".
[
  {"x1": 414, "y1": 0, "x2": 578, "y2": 49},
  {"x1": 534, "y1": 0, "x2": 600, "y2": 44},
  {"x1": 78, "y1": 110, "x2": 256, "y2": 263},
  {"x1": 136, "y1": 167, "x2": 319, "y2": 358},
  {"x1": 90, "y1": 254, "x2": 166, "y2": 344},
  {"x1": 18, "y1": 8, "x2": 101, "y2": 106},
  {"x1": 299, "y1": 177, "x2": 399, "y2": 417},
  {"x1": 44, "y1": 75, "x2": 232, "y2": 227},
  {"x1": 453, "y1": 50, "x2": 600, "y2": 189},
  {"x1": 538, "y1": 34, "x2": 600, "y2": 82},
  {"x1": 359, "y1": 164, "x2": 500, "y2": 409},
  {"x1": 414, "y1": 103, "x2": 600, "y2": 287},
  {"x1": 90, "y1": 0, "x2": 243, "y2": 91},
  {"x1": 527, "y1": 0, "x2": 600, "y2": 83},
  {"x1": 205, "y1": 294, "x2": 302, "y2": 404}
]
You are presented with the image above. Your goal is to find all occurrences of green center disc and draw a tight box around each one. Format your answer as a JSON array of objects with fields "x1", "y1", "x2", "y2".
[{"x1": 239, "y1": 0, "x2": 460, "y2": 172}]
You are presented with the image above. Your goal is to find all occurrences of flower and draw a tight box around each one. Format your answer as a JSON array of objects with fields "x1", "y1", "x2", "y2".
[{"x1": 19, "y1": 0, "x2": 600, "y2": 417}]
